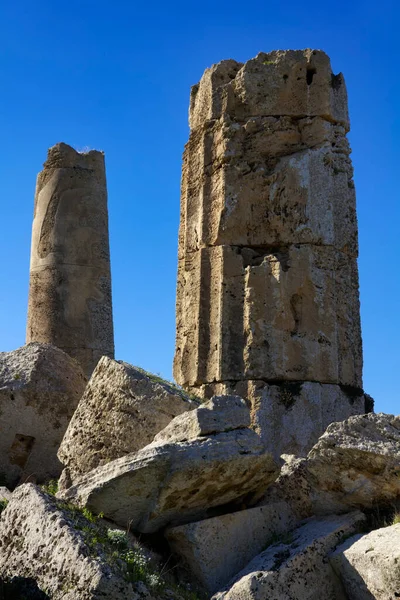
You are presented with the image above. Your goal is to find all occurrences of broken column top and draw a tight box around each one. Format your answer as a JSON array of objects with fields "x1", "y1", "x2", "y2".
[
  {"x1": 189, "y1": 49, "x2": 349, "y2": 131},
  {"x1": 43, "y1": 142, "x2": 105, "y2": 171}
]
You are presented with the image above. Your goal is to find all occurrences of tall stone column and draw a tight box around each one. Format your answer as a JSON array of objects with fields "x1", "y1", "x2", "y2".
[
  {"x1": 174, "y1": 50, "x2": 368, "y2": 458},
  {"x1": 27, "y1": 143, "x2": 114, "y2": 376}
]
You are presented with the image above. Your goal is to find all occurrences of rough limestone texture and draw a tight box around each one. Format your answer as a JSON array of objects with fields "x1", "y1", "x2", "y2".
[
  {"x1": 174, "y1": 50, "x2": 364, "y2": 455},
  {"x1": 212, "y1": 512, "x2": 366, "y2": 600},
  {"x1": 192, "y1": 380, "x2": 367, "y2": 459},
  {"x1": 307, "y1": 413, "x2": 400, "y2": 513},
  {"x1": 26, "y1": 142, "x2": 114, "y2": 376},
  {"x1": 330, "y1": 524, "x2": 400, "y2": 600},
  {"x1": 0, "y1": 484, "x2": 135, "y2": 599},
  {"x1": 166, "y1": 501, "x2": 296, "y2": 593},
  {"x1": 58, "y1": 357, "x2": 198, "y2": 486},
  {"x1": 153, "y1": 394, "x2": 249, "y2": 444},
  {"x1": 58, "y1": 424, "x2": 278, "y2": 533},
  {"x1": 0, "y1": 343, "x2": 86, "y2": 488}
]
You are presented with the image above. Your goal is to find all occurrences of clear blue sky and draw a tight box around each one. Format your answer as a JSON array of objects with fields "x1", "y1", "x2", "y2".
[{"x1": 0, "y1": 0, "x2": 398, "y2": 413}]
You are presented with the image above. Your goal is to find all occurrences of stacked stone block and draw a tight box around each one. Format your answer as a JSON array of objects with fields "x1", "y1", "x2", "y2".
[{"x1": 174, "y1": 50, "x2": 366, "y2": 457}]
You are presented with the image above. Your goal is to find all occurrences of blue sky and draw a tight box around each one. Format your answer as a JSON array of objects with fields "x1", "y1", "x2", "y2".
[{"x1": 0, "y1": 0, "x2": 398, "y2": 413}]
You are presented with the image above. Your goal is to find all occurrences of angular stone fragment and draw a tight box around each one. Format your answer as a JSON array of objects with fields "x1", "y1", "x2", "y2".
[
  {"x1": 192, "y1": 380, "x2": 367, "y2": 459},
  {"x1": 212, "y1": 512, "x2": 366, "y2": 600},
  {"x1": 166, "y1": 501, "x2": 296, "y2": 593},
  {"x1": 0, "y1": 484, "x2": 135, "y2": 599},
  {"x1": 0, "y1": 343, "x2": 86, "y2": 488},
  {"x1": 58, "y1": 357, "x2": 197, "y2": 486},
  {"x1": 58, "y1": 428, "x2": 279, "y2": 534},
  {"x1": 153, "y1": 395, "x2": 249, "y2": 444},
  {"x1": 330, "y1": 524, "x2": 400, "y2": 600},
  {"x1": 26, "y1": 142, "x2": 114, "y2": 376},
  {"x1": 307, "y1": 413, "x2": 400, "y2": 513}
]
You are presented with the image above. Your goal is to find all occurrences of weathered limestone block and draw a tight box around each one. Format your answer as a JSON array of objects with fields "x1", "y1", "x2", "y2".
[
  {"x1": 182, "y1": 120, "x2": 357, "y2": 255},
  {"x1": 193, "y1": 380, "x2": 367, "y2": 459},
  {"x1": 0, "y1": 484, "x2": 136, "y2": 599},
  {"x1": 175, "y1": 244, "x2": 362, "y2": 390},
  {"x1": 26, "y1": 142, "x2": 114, "y2": 376},
  {"x1": 190, "y1": 51, "x2": 349, "y2": 131},
  {"x1": 0, "y1": 343, "x2": 86, "y2": 488},
  {"x1": 153, "y1": 395, "x2": 249, "y2": 444},
  {"x1": 307, "y1": 413, "x2": 400, "y2": 513},
  {"x1": 166, "y1": 501, "x2": 296, "y2": 593},
  {"x1": 330, "y1": 524, "x2": 400, "y2": 600},
  {"x1": 58, "y1": 357, "x2": 197, "y2": 486},
  {"x1": 58, "y1": 428, "x2": 279, "y2": 533},
  {"x1": 212, "y1": 512, "x2": 366, "y2": 600}
]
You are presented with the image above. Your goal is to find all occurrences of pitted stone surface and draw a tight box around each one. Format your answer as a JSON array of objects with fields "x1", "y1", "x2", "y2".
[
  {"x1": 307, "y1": 413, "x2": 400, "y2": 513},
  {"x1": 153, "y1": 395, "x2": 249, "y2": 444},
  {"x1": 58, "y1": 427, "x2": 279, "y2": 534},
  {"x1": 174, "y1": 49, "x2": 364, "y2": 453},
  {"x1": 330, "y1": 524, "x2": 400, "y2": 600},
  {"x1": 191, "y1": 380, "x2": 367, "y2": 459},
  {"x1": 166, "y1": 501, "x2": 296, "y2": 593},
  {"x1": 212, "y1": 512, "x2": 365, "y2": 600},
  {"x1": 58, "y1": 357, "x2": 197, "y2": 486},
  {"x1": 0, "y1": 484, "x2": 135, "y2": 599},
  {"x1": 26, "y1": 142, "x2": 114, "y2": 376},
  {"x1": 0, "y1": 343, "x2": 86, "y2": 488}
]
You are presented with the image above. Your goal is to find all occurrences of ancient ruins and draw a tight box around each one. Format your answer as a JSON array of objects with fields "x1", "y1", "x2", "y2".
[
  {"x1": 174, "y1": 49, "x2": 367, "y2": 457},
  {"x1": 0, "y1": 49, "x2": 398, "y2": 600},
  {"x1": 26, "y1": 142, "x2": 114, "y2": 376}
]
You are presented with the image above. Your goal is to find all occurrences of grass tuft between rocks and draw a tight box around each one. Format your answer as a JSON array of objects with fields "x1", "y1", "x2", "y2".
[{"x1": 39, "y1": 482, "x2": 202, "y2": 599}]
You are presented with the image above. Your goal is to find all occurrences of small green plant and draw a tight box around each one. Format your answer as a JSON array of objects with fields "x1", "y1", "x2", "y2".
[
  {"x1": 0, "y1": 499, "x2": 8, "y2": 514},
  {"x1": 263, "y1": 60, "x2": 275, "y2": 65},
  {"x1": 13, "y1": 373, "x2": 21, "y2": 380},
  {"x1": 392, "y1": 512, "x2": 400, "y2": 525},
  {"x1": 41, "y1": 479, "x2": 58, "y2": 496}
]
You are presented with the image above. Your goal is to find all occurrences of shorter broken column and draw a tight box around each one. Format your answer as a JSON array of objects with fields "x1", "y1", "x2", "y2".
[{"x1": 26, "y1": 143, "x2": 114, "y2": 376}]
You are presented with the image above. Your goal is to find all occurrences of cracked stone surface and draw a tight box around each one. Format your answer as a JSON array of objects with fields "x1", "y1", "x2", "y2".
[{"x1": 174, "y1": 49, "x2": 364, "y2": 458}]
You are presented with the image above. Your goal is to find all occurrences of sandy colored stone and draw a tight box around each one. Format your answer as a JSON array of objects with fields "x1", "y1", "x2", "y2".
[
  {"x1": 330, "y1": 524, "x2": 400, "y2": 600},
  {"x1": 175, "y1": 244, "x2": 362, "y2": 389},
  {"x1": 212, "y1": 512, "x2": 365, "y2": 600},
  {"x1": 175, "y1": 49, "x2": 364, "y2": 445},
  {"x1": 58, "y1": 357, "x2": 197, "y2": 486},
  {"x1": 166, "y1": 501, "x2": 296, "y2": 593},
  {"x1": 181, "y1": 121, "x2": 357, "y2": 255},
  {"x1": 26, "y1": 142, "x2": 114, "y2": 376},
  {"x1": 306, "y1": 413, "x2": 400, "y2": 513},
  {"x1": 192, "y1": 380, "x2": 367, "y2": 459},
  {"x1": 58, "y1": 428, "x2": 279, "y2": 533},
  {"x1": 0, "y1": 343, "x2": 86, "y2": 488},
  {"x1": 0, "y1": 483, "x2": 137, "y2": 599},
  {"x1": 190, "y1": 51, "x2": 349, "y2": 131},
  {"x1": 153, "y1": 395, "x2": 249, "y2": 444}
]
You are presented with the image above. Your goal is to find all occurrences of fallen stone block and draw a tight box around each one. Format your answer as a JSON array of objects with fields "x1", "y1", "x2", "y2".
[
  {"x1": 307, "y1": 413, "x2": 400, "y2": 513},
  {"x1": 58, "y1": 356, "x2": 198, "y2": 486},
  {"x1": 166, "y1": 501, "x2": 296, "y2": 593},
  {"x1": 212, "y1": 512, "x2": 365, "y2": 600},
  {"x1": 0, "y1": 483, "x2": 137, "y2": 599},
  {"x1": 153, "y1": 395, "x2": 249, "y2": 444},
  {"x1": 58, "y1": 427, "x2": 279, "y2": 533},
  {"x1": 329, "y1": 523, "x2": 400, "y2": 600},
  {"x1": 0, "y1": 343, "x2": 87, "y2": 488}
]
